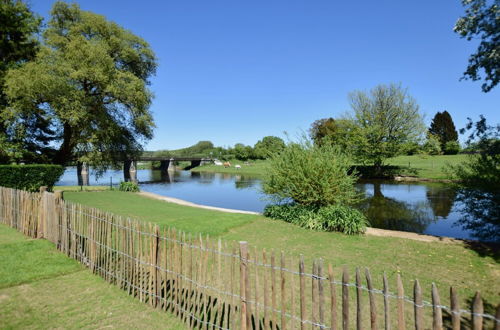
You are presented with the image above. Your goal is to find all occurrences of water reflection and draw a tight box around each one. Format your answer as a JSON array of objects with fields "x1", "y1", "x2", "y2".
[
  {"x1": 357, "y1": 182, "x2": 434, "y2": 233},
  {"x1": 426, "y1": 186, "x2": 457, "y2": 218},
  {"x1": 454, "y1": 188, "x2": 500, "y2": 242}
]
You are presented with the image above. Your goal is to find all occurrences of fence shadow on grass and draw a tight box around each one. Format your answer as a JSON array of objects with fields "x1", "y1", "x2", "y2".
[{"x1": 0, "y1": 186, "x2": 498, "y2": 330}]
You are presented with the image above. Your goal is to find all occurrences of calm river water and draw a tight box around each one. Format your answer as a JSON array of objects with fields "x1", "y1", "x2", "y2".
[{"x1": 57, "y1": 168, "x2": 499, "y2": 242}]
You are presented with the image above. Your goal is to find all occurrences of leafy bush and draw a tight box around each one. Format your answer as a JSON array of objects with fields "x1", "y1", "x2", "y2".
[
  {"x1": 0, "y1": 165, "x2": 64, "y2": 192},
  {"x1": 444, "y1": 141, "x2": 461, "y2": 155},
  {"x1": 119, "y1": 181, "x2": 140, "y2": 192},
  {"x1": 423, "y1": 134, "x2": 442, "y2": 155},
  {"x1": 264, "y1": 203, "x2": 367, "y2": 235},
  {"x1": 262, "y1": 139, "x2": 360, "y2": 207},
  {"x1": 447, "y1": 117, "x2": 499, "y2": 188}
]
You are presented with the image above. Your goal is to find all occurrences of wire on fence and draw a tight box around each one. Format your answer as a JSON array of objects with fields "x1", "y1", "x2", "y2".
[{"x1": 1, "y1": 189, "x2": 500, "y2": 326}]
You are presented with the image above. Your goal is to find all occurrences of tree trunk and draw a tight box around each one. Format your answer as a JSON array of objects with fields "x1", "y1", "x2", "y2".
[{"x1": 53, "y1": 123, "x2": 74, "y2": 165}]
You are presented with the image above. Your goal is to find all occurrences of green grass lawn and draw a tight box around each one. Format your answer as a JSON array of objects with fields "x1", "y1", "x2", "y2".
[
  {"x1": 0, "y1": 224, "x2": 186, "y2": 329},
  {"x1": 192, "y1": 155, "x2": 469, "y2": 180},
  {"x1": 53, "y1": 185, "x2": 111, "y2": 192},
  {"x1": 191, "y1": 159, "x2": 268, "y2": 177},
  {"x1": 386, "y1": 154, "x2": 468, "y2": 179},
  {"x1": 65, "y1": 191, "x2": 499, "y2": 310}
]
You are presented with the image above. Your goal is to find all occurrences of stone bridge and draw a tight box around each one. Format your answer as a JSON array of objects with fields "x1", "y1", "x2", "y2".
[{"x1": 77, "y1": 157, "x2": 212, "y2": 185}]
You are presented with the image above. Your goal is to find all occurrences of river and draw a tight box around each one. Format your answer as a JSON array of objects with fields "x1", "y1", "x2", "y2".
[{"x1": 57, "y1": 167, "x2": 499, "y2": 242}]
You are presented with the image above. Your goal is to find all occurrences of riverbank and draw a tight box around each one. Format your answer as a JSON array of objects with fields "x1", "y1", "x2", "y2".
[
  {"x1": 64, "y1": 190, "x2": 499, "y2": 308},
  {"x1": 139, "y1": 190, "x2": 463, "y2": 243},
  {"x1": 191, "y1": 154, "x2": 468, "y2": 181}
]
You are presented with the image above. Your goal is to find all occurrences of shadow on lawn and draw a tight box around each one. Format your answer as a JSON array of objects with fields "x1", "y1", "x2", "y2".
[{"x1": 442, "y1": 294, "x2": 499, "y2": 329}]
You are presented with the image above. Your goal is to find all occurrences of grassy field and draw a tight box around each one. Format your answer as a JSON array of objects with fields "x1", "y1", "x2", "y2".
[
  {"x1": 64, "y1": 191, "x2": 499, "y2": 310},
  {"x1": 0, "y1": 224, "x2": 187, "y2": 329},
  {"x1": 192, "y1": 155, "x2": 469, "y2": 180},
  {"x1": 386, "y1": 154, "x2": 468, "y2": 179},
  {"x1": 53, "y1": 185, "x2": 111, "y2": 192},
  {"x1": 191, "y1": 159, "x2": 268, "y2": 177}
]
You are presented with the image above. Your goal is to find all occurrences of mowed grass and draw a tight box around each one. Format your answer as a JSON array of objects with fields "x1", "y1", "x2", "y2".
[
  {"x1": 64, "y1": 190, "x2": 254, "y2": 236},
  {"x1": 0, "y1": 224, "x2": 187, "y2": 329},
  {"x1": 191, "y1": 159, "x2": 268, "y2": 177},
  {"x1": 53, "y1": 185, "x2": 111, "y2": 192},
  {"x1": 65, "y1": 191, "x2": 500, "y2": 308},
  {"x1": 387, "y1": 154, "x2": 468, "y2": 179},
  {"x1": 192, "y1": 155, "x2": 469, "y2": 180}
]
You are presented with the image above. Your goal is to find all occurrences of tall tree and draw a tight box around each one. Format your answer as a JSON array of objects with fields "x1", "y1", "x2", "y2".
[
  {"x1": 254, "y1": 136, "x2": 285, "y2": 159},
  {"x1": 428, "y1": 111, "x2": 459, "y2": 151},
  {"x1": 454, "y1": 0, "x2": 499, "y2": 92},
  {"x1": 4, "y1": 1, "x2": 157, "y2": 166},
  {"x1": 347, "y1": 83, "x2": 425, "y2": 168},
  {"x1": 309, "y1": 118, "x2": 337, "y2": 146},
  {"x1": 0, "y1": 0, "x2": 42, "y2": 163}
]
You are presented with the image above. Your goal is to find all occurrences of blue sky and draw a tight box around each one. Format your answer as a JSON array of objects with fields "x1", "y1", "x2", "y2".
[{"x1": 32, "y1": 0, "x2": 499, "y2": 150}]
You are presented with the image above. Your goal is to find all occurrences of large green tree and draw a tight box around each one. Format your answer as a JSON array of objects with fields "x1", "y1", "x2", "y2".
[
  {"x1": 253, "y1": 136, "x2": 285, "y2": 159},
  {"x1": 309, "y1": 118, "x2": 337, "y2": 146},
  {"x1": 454, "y1": 0, "x2": 499, "y2": 92},
  {"x1": 0, "y1": 0, "x2": 42, "y2": 163},
  {"x1": 347, "y1": 83, "x2": 425, "y2": 168},
  {"x1": 429, "y1": 111, "x2": 459, "y2": 152},
  {"x1": 4, "y1": 1, "x2": 157, "y2": 166}
]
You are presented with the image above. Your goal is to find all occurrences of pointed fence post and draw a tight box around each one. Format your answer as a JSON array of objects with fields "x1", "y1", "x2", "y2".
[
  {"x1": 239, "y1": 241, "x2": 248, "y2": 330},
  {"x1": 414, "y1": 280, "x2": 423, "y2": 330},
  {"x1": 431, "y1": 283, "x2": 442, "y2": 330},
  {"x1": 472, "y1": 292, "x2": 483, "y2": 330},
  {"x1": 450, "y1": 287, "x2": 460, "y2": 330},
  {"x1": 342, "y1": 267, "x2": 349, "y2": 330}
]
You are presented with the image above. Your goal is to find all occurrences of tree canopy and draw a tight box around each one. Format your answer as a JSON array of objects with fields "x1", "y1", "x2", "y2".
[
  {"x1": 3, "y1": 1, "x2": 157, "y2": 166},
  {"x1": 429, "y1": 111, "x2": 459, "y2": 152},
  {"x1": 347, "y1": 83, "x2": 425, "y2": 167},
  {"x1": 454, "y1": 0, "x2": 499, "y2": 92},
  {"x1": 449, "y1": 115, "x2": 500, "y2": 187},
  {"x1": 253, "y1": 136, "x2": 285, "y2": 159},
  {"x1": 309, "y1": 118, "x2": 337, "y2": 146},
  {"x1": 0, "y1": 0, "x2": 42, "y2": 163}
]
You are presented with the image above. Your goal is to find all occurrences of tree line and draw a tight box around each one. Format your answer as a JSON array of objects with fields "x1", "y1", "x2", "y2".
[
  {"x1": 144, "y1": 136, "x2": 286, "y2": 161},
  {"x1": 0, "y1": 0, "x2": 497, "y2": 170}
]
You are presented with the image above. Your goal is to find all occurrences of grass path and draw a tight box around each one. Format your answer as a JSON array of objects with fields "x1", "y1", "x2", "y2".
[
  {"x1": 64, "y1": 191, "x2": 499, "y2": 309},
  {"x1": 0, "y1": 224, "x2": 186, "y2": 329}
]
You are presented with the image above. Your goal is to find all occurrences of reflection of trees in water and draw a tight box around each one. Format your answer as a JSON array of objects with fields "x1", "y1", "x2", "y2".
[
  {"x1": 425, "y1": 185, "x2": 457, "y2": 218},
  {"x1": 195, "y1": 172, "x2": 216, "y2": 184},
  {"x1": 357, "y1": 183, "x2": 434, "y2": 233},
  {"x1": 235, "y1": 176, "x2": 260, "y2": 189},
  {"x1": 454, "y1": 188, "x2": 500, "y2": 242}
]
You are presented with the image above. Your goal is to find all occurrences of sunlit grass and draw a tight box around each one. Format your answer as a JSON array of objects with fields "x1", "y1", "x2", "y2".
[
  {"x1": 0, "y1": 224, "x2": 186, "y2": 329},
  {"x1": 64, "y1": 191, "x2": 500, "y2": 307},
  {"x1": 193, "y1": 155, "x2": 469, "y2": 180}
]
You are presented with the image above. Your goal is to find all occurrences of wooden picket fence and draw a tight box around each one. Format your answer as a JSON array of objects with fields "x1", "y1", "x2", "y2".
[{"x1": 0, "y1": 186, "x2": 498, "y2": 330}]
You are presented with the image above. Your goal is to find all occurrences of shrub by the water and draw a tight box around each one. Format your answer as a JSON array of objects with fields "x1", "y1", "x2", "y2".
[
  {"x1": 444, "y1": 141, "x2": 461, "y2": 155},
  {"x1": 263, "y1": 203, "x2": 367, "y2": 235},
  {"x1": 119, "y1": 181, "x2": 140, "y2": 192},
  {"x1": 262, "y1": 140, "x2": 360, "y2": 207},
  {"x1": 0, "y1": 165, "x2": 64, "y2": 192}
]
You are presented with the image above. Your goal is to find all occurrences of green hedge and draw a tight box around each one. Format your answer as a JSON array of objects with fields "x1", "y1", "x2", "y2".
[
  {"x1": 0, "y1": 165, "x2": 65, "y2": 192},
  {"x1": 263, "y1": 203, "x2": 368, "y2": 235},
  {"x1": 119, "y1": 181, "x2": 140, "y2": 192}
]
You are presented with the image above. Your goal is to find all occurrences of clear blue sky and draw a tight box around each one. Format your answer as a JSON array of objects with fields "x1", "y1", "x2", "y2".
[{"x1": 33, "y1": 0, "x2": 499, "y2": 150}]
